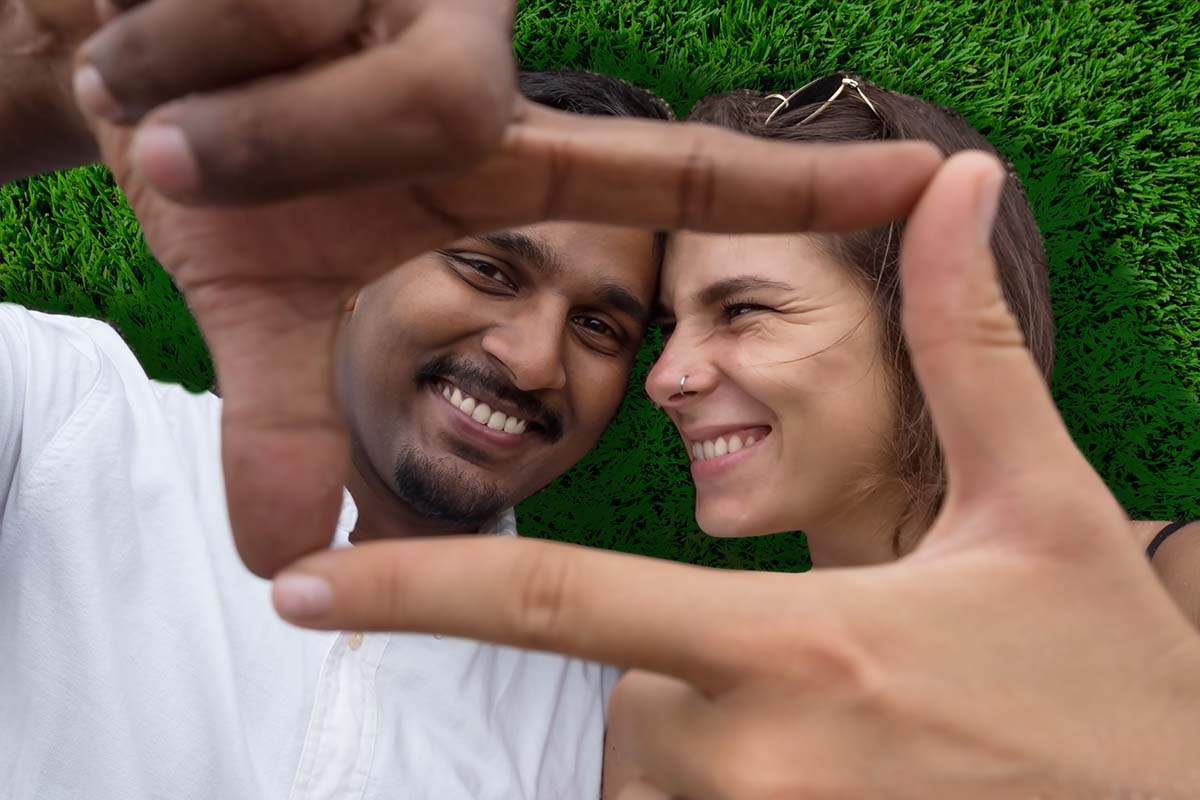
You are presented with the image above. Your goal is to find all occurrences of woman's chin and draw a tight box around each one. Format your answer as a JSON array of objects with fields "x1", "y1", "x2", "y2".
[{"x1": 696, "y1": 501, "x2": 789, "y2": 539}]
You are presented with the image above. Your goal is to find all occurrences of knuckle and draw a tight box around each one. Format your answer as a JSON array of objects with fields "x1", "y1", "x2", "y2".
[
  {"x1": 508, "y1": 548, "x2": 574, "y2": 649},
  {"x1": 673, "y1": 134, "x2": 719, "y2": 229},
  {"x1": 423, "y1": 69, "x2": 510, "y2": 159}
]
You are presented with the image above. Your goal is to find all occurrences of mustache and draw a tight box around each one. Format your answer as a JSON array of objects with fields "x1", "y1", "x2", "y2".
[{"x1": 417, "y1": 355, "x2": 564, "y2": 442}]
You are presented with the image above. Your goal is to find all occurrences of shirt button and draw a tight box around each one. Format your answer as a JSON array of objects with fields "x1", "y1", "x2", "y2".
[{"x1": 347, "y1": 632, "x2": 364, "y2": 651}]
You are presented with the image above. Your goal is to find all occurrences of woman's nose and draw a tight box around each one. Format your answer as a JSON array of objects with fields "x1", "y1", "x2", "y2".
[{"x1": 645, "y1": 337, "x2": 718, "y2": 408}]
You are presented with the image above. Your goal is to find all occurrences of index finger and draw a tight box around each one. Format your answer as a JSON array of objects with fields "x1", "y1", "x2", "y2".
[
  {"x1": 447, "y1": 102, "x2": 944, "y2": 237},
  {"x1": 273, "y1": 537, "x2": 780, "y2": 691}
]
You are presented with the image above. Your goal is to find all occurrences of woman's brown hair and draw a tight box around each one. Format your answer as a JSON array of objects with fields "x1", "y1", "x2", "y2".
[{"x1": 687, "y1": 77, "x2": 1054, "y2": 550}]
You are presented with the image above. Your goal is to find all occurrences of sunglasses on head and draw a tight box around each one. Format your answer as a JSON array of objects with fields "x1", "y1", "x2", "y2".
[{"x1": 765, "y1": 73, "x2": 881, "y2": 126}]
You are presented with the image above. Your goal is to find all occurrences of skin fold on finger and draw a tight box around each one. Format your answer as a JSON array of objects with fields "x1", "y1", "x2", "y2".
[
  {"x1": 79, "y1": 0, "x2": 366, "y2": 124},
  {"x1": 420, "y1": 102, "x2": 944, "y2": 238},
  {"x1": 274, "y1": 537, "x2": 790, "y2": 691}
]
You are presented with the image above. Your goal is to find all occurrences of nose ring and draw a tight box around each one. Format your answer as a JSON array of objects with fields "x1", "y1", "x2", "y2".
[{"x1": 680, "y1": 374, "x2": 691, "y2": 395}]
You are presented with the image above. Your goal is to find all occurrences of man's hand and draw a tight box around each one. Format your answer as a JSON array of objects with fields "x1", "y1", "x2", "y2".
[
  {"x1": 91, "y1": 102, "x2": 941, "y2": 578},
  {"x1": 74, "y1": 0, "x2": 522, "y2": 204},
  {"x1": 270, "y1": 152, "x2": 1200, "y2": 798},
  {"x1": 0, "y1": 0, "x2": 99, "y2": 181}
]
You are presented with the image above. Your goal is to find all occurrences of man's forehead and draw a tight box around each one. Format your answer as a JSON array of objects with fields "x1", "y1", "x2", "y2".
[
  {"x1": 465, "y1": 222, "x2": 657, "y2": 324},
  {"x1": 471, "y1": 222, "x2": 657, "y2": 286}
]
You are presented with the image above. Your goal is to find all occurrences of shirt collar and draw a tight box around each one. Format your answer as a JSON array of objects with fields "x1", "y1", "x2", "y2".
[{"x1": 333, "y1": 490, "x2": 517, "y2": 548}]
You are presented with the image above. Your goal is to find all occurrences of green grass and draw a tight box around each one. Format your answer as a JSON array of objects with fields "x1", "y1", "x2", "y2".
[{"x1": 2, "y1": 0, "x2": 1198, "y2": 571}]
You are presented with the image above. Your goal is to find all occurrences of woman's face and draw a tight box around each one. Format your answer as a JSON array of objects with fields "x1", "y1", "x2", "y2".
[{"x1": 646, "y1": 232, "x2": 897, "y2": 538}]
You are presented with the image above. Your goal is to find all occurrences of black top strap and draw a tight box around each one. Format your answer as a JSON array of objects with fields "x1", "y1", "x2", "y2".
[{"x1": 1147, "y1": 520, "x2": 1196, "y2": 561}]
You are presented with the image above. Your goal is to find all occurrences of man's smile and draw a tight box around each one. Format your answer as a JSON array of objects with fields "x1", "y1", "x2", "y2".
[{"x1": 426, "y1": 380, "x2": 540, "y2": 453}]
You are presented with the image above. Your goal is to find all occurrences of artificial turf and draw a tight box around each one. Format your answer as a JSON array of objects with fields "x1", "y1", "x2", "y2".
[{"x1": 1, "y1": 0, "x2": 1197, "y2": 571}]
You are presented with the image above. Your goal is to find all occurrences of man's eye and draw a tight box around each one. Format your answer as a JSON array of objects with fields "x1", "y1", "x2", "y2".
[
  {"x1": 575, "y1": 315, "x2": 617, "y2": 338},
  {"x1": 463, "y1": 258, "x2": 515, "y2": 289},
  {"x1": 442, "y1": 251, "x2": 518, "y2": 292}
]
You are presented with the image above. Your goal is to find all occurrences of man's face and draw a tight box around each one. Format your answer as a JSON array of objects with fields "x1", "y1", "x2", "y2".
[{"x1": 337, "y1": 221, "x2": 658, "y2": 530}]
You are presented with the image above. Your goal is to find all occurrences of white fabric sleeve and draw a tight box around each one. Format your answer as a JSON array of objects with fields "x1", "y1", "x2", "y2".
[{"x1": 0, "y1": 304, "x2": 106, "y2": 517}]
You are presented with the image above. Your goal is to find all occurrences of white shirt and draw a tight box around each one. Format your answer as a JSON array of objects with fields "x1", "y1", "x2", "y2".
[{"x1": 0, "y1": 305, "x2": 618, "y2": 799}]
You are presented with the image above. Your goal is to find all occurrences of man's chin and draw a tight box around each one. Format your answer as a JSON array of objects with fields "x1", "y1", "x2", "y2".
[{"x1": 390, "y1": 444, "x2": 511, "y2": 530}]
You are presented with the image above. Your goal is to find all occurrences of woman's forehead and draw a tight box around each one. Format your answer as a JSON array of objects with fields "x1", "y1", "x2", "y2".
[{"x1": 660, "y1": 233, "x2": 841, "y2": 305}]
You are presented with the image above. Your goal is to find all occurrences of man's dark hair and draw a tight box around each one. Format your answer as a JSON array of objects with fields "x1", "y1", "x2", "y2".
[{"x1": 518, "y1": 69, "x2": 675, "y2": 121}]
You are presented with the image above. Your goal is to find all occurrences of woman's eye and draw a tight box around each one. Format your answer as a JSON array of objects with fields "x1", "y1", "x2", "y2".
[{"x1": 722, "y1": 302, "x2": 769, "y2": 321}]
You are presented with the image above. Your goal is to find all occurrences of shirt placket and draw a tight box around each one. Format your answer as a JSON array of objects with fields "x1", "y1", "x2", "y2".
[{"x1": 288, "y1": 632, "x2": 388, "y2": 800}]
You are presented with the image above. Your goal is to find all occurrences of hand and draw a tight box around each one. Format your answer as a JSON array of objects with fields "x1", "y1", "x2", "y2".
[
  {"x1": 73, "y1": 0, "x2": 522, "y2": 204},
  {"x1": 271, "y1": 152, "x2": 1200, "y2": 798},
  {"x1": 90, "y1": 103, "x2": 941, "y2": 579},
  {"x1": 0, "y1": 0, "x2": 100, "y2": 181}
]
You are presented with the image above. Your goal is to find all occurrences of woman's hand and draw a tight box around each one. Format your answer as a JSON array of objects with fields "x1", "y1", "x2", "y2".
[{"x1": 271, "y1": 152, "x2": 1200, "y2": 798}]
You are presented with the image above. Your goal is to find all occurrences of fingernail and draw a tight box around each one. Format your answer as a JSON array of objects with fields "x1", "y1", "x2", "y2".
[
  {"x1": 273, "y1": 573, "x2": 333, "y2": 620},
  {"x1": 132, "y1": 125, "x2": 200, "y2": 196},
  {"x1": 73, "y1": 65, "x2": 122, "y2": 121},
  {"x1": 975, "y1": 163, "x2": 1005, "y2": 246}
]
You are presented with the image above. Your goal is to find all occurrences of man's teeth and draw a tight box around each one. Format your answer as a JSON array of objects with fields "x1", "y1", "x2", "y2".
[
  {"x1": 441, "y1": 383, "x2": 529, "y2": 434},
  {"x1": 690, "y1": 433, "x2": 756, "y2": 462}
]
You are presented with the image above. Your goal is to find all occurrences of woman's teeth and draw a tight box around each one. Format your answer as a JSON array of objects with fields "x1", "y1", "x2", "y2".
[
  {"x1": 690, "y1": 433, "x2": 757, "y2": 462},
  {"x1": 441, "y1": 383, "x2": 529, "y2": 434}
]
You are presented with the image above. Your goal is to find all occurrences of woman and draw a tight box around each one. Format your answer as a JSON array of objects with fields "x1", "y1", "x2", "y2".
[
  {"x1": 602, "y1": 73, "x2": 1198, "y2": 795},
  {"x1": 646, "y1": 73, "x2": 1196, "y2": 571}
]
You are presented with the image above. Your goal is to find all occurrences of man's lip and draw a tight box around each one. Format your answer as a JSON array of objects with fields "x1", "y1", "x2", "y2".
[
  {"x1": 434, "y1": 377, "x2": 541, "y2": 431},
  {"x1": 430, "y1": 383, "x2": 536, "y2": 448}
]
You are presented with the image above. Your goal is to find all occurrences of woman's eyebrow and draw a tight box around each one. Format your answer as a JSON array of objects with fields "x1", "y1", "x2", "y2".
[{"x1": 696, "y1": 276, "x2": 794, "y2": 307}]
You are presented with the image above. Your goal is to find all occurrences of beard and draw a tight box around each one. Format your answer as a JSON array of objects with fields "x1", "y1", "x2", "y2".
[{"x1": 390, "y1": 443, "x2": 510, "y2": 531}]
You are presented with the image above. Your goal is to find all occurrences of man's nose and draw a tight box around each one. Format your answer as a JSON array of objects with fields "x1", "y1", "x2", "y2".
[{"x1": 481, "y1": 311, "x2": 568, "y2": 392}]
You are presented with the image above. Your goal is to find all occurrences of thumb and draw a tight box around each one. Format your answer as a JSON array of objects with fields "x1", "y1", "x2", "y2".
[
  {"x1": 193, "y1": 282, "x2": 351, "y2": 579},
  {"x1": 899, "y1": 152, "x2": 1090, "y2": 507}
]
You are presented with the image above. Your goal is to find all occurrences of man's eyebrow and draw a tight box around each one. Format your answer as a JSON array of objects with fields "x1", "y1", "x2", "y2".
[
  {"x1": 696, "y1": 275, "x2": 794, "y2": 307},
  {"x1": 470, "y1": 231, "x2": 647, "y2": 324},
  {"x1": 592, "y1": 280, "x2": 649, "y2": 326},
  {"x1": 472, "y1": 231, "x2": 563, "y2": 277}
]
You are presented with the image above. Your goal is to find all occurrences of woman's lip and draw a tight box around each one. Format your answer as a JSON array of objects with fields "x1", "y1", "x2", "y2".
[
  {"x1": 688, "y1": 430, "x2": 770, "y2": 479},
  {"x1": 681, "y1": 424, "x2": 772, "y2": 444}
]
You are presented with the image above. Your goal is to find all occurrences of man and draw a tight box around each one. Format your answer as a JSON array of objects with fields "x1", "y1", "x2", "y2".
[
  {"x1": 57, "y1": 3, "x2": 1200, "y2": 797},
  {"x1": 0, "y1": 68, "x2": 668, "y2": 799},
  {"x1": 4, "y1": 4, "x2": 941, "y2": 798}
]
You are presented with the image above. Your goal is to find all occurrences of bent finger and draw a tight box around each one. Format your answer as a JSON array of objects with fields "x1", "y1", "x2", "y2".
[
  {"x1": 84, "y1": 11, "x2": 514, "y2": 204},
  {"x1": 78, "y1": 0, "x2": 364, "y2": 123}
]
